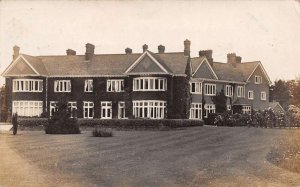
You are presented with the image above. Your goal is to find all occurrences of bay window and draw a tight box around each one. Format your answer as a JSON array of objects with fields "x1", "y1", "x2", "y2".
[
  {"x1": 13, "y1": 101, "x2": 43, "y2": 117},
  {"x1": 133, "y1": 100, "x2": 166, "y2": 119},
  {"x1": 133, "y1": 77, "x2": 167, "y2": 91},
  {"x1": 13, "y1": 79, "x2": 43, "y2": 92}
]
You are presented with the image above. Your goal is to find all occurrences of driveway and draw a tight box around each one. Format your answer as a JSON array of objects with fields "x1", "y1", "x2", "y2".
[{"x1": 1, "y1": 126, "x2": 300, "y2": 186}]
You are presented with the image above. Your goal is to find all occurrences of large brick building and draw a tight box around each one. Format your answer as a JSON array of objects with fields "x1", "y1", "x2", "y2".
[{"x1": 1, "y1": 40, "x2": 271, "y2": 120}]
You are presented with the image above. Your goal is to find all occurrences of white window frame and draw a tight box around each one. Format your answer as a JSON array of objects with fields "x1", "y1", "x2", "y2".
[
  {"x1": 255, "y1": 76, "x2": 262, "y2": 84},
  {"x1": 101, "y1": 101, "x2": 112, "y2": 119},
  {"x1": 68, "y1": 102, "x2": 77, "y2": 118},
  {"x1": 133, "y1": 100, "x2": 166, "y2": 119},
  {"x1": 227, "y1": 105, "x2": 232, "y2": 111},
  {"x1": 49, "y1": 101, "x2": 58, "y2": 117},
  {"x1": 190, "y1": 82, "x2": 202, "y2": 94},
  {"x1": 13, "y1": 79, "x2": 43, "y2": 92},
  {"x1": 242, "y1": 106, "x2": 252, "y2": 114},
  {"x1": 133, "y1": 77, "x2": 167, "y2": 91},
  {"x1": 248, "y1": 90, "x2": 254, "y2": 100},
  {"x1": 107, "y1": 79, "x2": 124, "y2": 92},
  {"x1": 237, "y1": 86, "x2": 245, "y2": 98},
  {"x1": 225, "y1": 85, "x2": 233, "y2": 97},
  {"x1": 118, "y1": 102, "x2": 126, "y2": 119},
  {"x1": 204, "y1": 104, "x2": 216, "y2": 118},
  {"x1": 83, "y1": 102, "x2": 94, "y2": 119},
  {"x1": 84, "y1": 79, "x2": 93, "y2": 92},
  {"x1": 261, "y1": 91, "x2": 267, "y2": 101},
  {"x1": 12, "y1": 101, "x2": 43, "y2": 117},
  {"x1": 54, "y1": 80, "x2": 71, "y2": 92},
  {"x1": 190, "y1": 103, "x2": 202, "y2": 120},
  {"x1": 204, "y1": 83, "x2": 216, "y2": 96}
]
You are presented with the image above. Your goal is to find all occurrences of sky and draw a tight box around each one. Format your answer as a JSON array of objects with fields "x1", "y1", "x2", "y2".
[{"x1": 0, "y1": 0, "x2": 300, "y2": 85}]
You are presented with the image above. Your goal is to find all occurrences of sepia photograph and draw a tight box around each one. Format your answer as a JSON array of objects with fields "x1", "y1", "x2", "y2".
[{"x1": 0, "y1": 0, "x2": 300, "y2": 186}]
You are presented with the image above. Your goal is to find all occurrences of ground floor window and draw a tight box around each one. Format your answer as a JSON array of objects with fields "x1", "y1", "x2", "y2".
[
  {"x1": 13, "y1": 101, "x2": 43, "y2": 117},
  {"x1": 83, "y1": 102, "x2": 94, "y2": 118},
  {"x1": 204, "y1": 104, "x2": 216, "y2": 118},
  {"x1": 49, "y1": 101, "x2": 58, "y2": 117},
  {"x1": 227, "y1": 105, "x2": 232, "y2": 111},
  {"x1": 118, "y1": 102, "x2": 126, "y2": 119},
  {"x1": 133, "y1": 100, "x2": 166, "y2": 119},
  {"x1": 68, "y1": 102, "x2": 77, "y2": 118},
  {"x1": 101, "y1": 101, "x2": 112, "y2": 119},
  {"x1": 190, "y1": 103, "x2": 202, "y2": 120},
  {"x1": 242, "y1": 106, "x2": 252, "y2": 114}
]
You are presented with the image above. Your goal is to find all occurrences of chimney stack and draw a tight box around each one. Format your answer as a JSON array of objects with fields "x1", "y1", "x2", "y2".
[
  {"x1": 143, "y1": 44, "x2": 148, "y2": 52},
  {"x1": 125, "y1": 48, "x2": 132, "y2": 54},
  {"x1": 85, "y1": 43, "x2": 95, "y2": 61},
  {"x1": 66, "y1": 49, "x2": 76, "y2": 55},
  {"x1": 227, "y1": 53, "x2": 237, "y2": 64},
  {"x1": 184, "y1": 39, "x2": 191, "y2": 56},
  {"x1": 158, "y1": 45, "x2": 165, "y2": 53},
  {"x1": 13, "y1": 45, "x2": 20, "y2": 60},
  {"x1": 199, "y1": 50, "x2": 213, "y2": 66}
]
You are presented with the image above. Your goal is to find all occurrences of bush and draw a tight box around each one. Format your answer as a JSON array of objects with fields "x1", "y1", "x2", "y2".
[
  {"x1": 45, "y1": 101, "x2": 80, "y2": 134},
  {"x1": 92, "y1": 127, "x2": 113, "y2": 137}
]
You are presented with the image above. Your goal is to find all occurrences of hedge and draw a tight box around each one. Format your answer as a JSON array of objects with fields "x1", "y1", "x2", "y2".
[{"x1": 16, "y1": 118, "x2": 204, "y2": 130}]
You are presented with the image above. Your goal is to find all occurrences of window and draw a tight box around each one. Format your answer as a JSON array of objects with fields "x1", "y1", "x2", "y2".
[
  {"x1": 248, "y1": 91, "x2": 254, "y2": 100},
  {"x1": 83, "y1": 102, "x2": 94, "y2": 118},
  {"x1": 84, "y1": 79, "x2": 93, "y2": 92},
  {"x1": 255, "y1": 76, "x2": 262, "y2": 84},
  {"x1": 54, "y1": 80, "x2": 71, "y2": 92},
  {"x1": 68, "y1": 102, "x2": 77, "y2": 118},
  {"x1": 133, "y1": 100, "x2": 166, "y2": 119},
  {"x1": 190, "y1": 82, "x2": 202, "y2": 94},
  {"x1": 133, "y1": 77, "x2": 167, "y2": 91},
  {"x1": 190, "y1": 103, "x2": 202, "y2": 120},
  {"x1": 13, "y1": 101, "x2": 43, "y2": 117},
  {"x1": 204, "y1": 104, "x2": 215, "y2": 118},
  {"x1": 13, "y1": 79, "x2": 43, "y2": 92},
  {"x1": 227, "y1": 105, "x2": 232, "y2": 111},
  {"x1": 118, "y1": 102, "x2": 126, "y2": 119},
  {"x1": 101, "y1": 102, "x2": 112, "y2": 119},
  {"x1": 237, "y1": 86, "x2": 245, "y2": 97},
  {"x1": 261, "y1": 92, "x2": 267, "y2": 101},
  {"x1": 242, "y1": 106, "x2": 251, "y2": 114},
  {"x1": 205, "y1": 84, "x2": 216, "y2": 96},
  {"x1": 225, "y1": 85, "x2": 233, "y2": 97},
  {"x1": 49, "y1": 101, "x2": 58, "y2": 117},
  {"x1": 107, "y1": 79, "x2": 124, "y2": 92}
]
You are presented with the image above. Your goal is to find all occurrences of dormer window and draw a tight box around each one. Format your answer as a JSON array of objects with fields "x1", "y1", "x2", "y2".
[
  {"x1": 255, "y1": 76, "x2": 262, "y2": 84},
  {"x1": 84, "y1": 79, "x2": 93, "y2": 92}
]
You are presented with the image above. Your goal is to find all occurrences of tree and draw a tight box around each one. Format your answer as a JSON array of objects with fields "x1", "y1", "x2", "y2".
[
  {"x1": 289, "y1": 78, "x2": 300, "y2": 107},
  {"x1": 211, "y1": 89, "x2": 227, "y2": 113},
  {"x1": 269, "y1": 79, "x2": 290, "y2": 109},
  {"x1": 0, "y1": 85, "x2": 8, "y2": 122},
  {"x1": 184, "y1": 57, "x2": 192, "y2": 119}
]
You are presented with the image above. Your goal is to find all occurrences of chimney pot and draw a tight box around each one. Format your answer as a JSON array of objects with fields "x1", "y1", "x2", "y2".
[
  {"x1": 125, "y1": 48, "x2": 132, "y2": 54},
  {"x1": 184, "y1": 39, "x2": 191, "y2": 56},
  {"x1": 227, "y1": 53, "x2": 237, "y2": 64},
  {"x1": 13, "y1": 45, "x2": 20, "y2": 60},
  {"x1": 66, "y1": 49, "x2": 76, "y2": 55},
  {"x1": 158, "y1": 45, "x2": 165, "y2": 53},
  {"x1": 85, "y1": 43, "x2": 95, "y2": 61},
  {"x1": 143, "y1": 44, "x2": 148, "y2": 52}
]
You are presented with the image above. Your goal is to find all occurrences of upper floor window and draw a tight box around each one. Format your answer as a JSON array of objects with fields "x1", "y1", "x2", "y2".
[
  {"x1": 255, "y1": 76, "x2": 262, "y2": 84},
  {"x1": 84, "y1": 79, "x2": 93, "y2": 92},
  {"x1": 261, "y1": 91, "x2": 267, "y2": 101},
  {"x1": 133, "y1": 77, "x2": 167, "y2": 91},
  {"x1": 248, "y1": 90, "x2": 254, "y2": 100},
  {"x1": 54, "y1": 80, "x2": 71, "y2": 92},
  {"x1": 237, "y1": 86, "x2": 245, "y2": 98},
  {"x1": 190, "y1": 82, "x2": 202, "y2": 94},
  {"x1": 204, "y1": 83, "x2": 216, "y2": 96},
  {"x1": 225, "y1": 85, "x2": 233, "y2": 97},
  {"x1": 13, "y1": 79, "x2": 43, "y2": 92},
  {"x1": 107, "y1": 79, "x2": 124, "y2": 92}
]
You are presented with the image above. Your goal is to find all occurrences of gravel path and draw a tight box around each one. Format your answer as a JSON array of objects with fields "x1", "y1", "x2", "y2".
[{"x1": 1, "y1": 126, "x2": 300, "y2": 187}]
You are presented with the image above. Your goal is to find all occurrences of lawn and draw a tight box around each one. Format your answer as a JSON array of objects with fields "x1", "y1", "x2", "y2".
[{"x1": 1, "y1": 126, "x2": 300, "y2": 187}]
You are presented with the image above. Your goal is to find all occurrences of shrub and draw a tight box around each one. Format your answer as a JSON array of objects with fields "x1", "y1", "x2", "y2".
[
  {"x1": 45, "y1": 101, "x2": 80, "y2": 134},
  {"x1": 92, "y1": 127, "x2": 113, "y2": 137}
]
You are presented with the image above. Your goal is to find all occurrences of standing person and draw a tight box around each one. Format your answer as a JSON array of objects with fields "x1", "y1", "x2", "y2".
[{"x1": 12, "y1": 113, "x2": 18, "y2": 135}]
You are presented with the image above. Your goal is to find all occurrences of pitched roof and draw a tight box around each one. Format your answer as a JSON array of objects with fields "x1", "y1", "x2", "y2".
[{"x1": 212, "y1": 61, "x2": 259, "y2": 82}]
